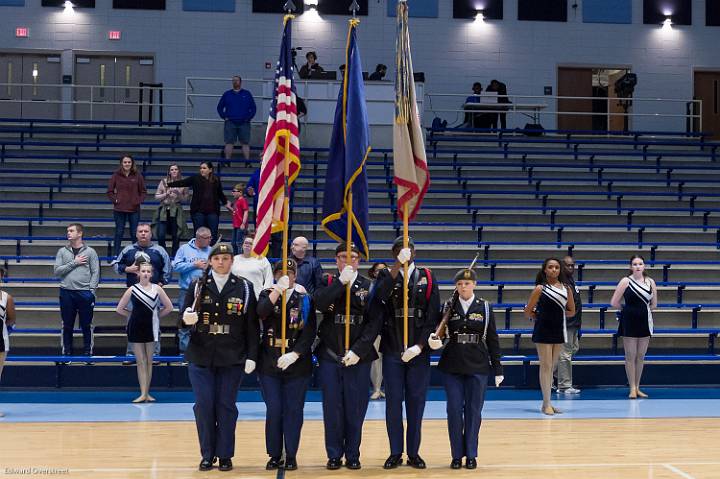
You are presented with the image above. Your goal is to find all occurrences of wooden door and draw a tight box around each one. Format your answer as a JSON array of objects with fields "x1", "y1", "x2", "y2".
[
  {"x1": 694, "y1": 71, "x2": 720, "y2": 139},
  {"x1": 557, "y1": 67, "x2": 593, "y2": 131}
]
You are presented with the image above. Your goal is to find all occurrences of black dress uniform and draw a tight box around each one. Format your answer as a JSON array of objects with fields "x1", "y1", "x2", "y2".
[
  {"x1": 313, "y1": 245, "x2": 381, "y2": 469},
  {"x1": 437, "y1": 270, "x2": 503, "y2": 467},
  {"x1": 183, "y1": 243, "x2": 259, "y2": 470},
  {"x1": 256, "y1": 260, "x2": 317, "y2": 470},
  {"x1": 373, "y1": 238, "x2": 440, "y2": 468}
]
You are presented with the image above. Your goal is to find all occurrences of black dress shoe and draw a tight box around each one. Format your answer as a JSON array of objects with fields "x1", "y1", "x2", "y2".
[
  {"x1": 327, "y1": 457, "x2": 343, "y2": 470},
  {"x1": 383, "y1": 454, "x2": 403, "y2": 469},
  {"x1": 451, "y1": 459, "x2": 462, "y2": 469},
  {"x1": 346, "y1": 459, "x2": 361, "y2": 470},
  {"x1": 266, "y1": 457, "x2": 283, "y2": 470},
  {"x1": 198, "y1": 457, "x2": 216, "y2": 471},
  {"x1": 285, "y1": 457, "x2": 298, "y2": 470},
  {"x1": 465, "y1": 458, "x2": 477, "y2": 469},
  {"x1": 407, "y1": 455, "x2": 427, "y2": 469},
  {"x1": 218, "y1": 458, "x2": 233, "y2": 471}
]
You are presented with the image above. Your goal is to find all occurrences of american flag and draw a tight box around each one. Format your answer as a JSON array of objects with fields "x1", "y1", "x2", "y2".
[
  {"x1": 252, "y1": 15, "x2": 301, "y2": 257},
  {"x1": 393, "y1": 1, "x2": 429, "y2": 221}
]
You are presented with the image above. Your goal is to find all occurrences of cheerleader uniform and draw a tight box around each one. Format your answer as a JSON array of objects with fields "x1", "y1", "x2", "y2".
[
  {"x1": 0, "y1": 291, "x2": 9, "y2": 354},
  {"x1": 126, "y1": 284, "x2": 161, "y2": 343},
  {"x1": 618, "y1": 277, "x2": 654, "y2": 337},
  {"x1": 531, "y1": 283, "x2": 568, "y2": 344}
]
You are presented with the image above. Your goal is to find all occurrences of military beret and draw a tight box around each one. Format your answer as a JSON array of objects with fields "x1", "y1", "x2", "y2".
[
  {"x1": 335, "y1": 242, "x2": 361, "y2": 256},
  {"x1": 133, "y1": 251, "x2": 151, "y2": 266},
  {"x1": 392, "y1": 236, "x2": 415, "y2": 250},
  {"x1": 453, "y1": 268, "x2": 477, "y2": 283},
  {"x1": 273, "y1": 258, "x2": 298, "y2": 274},
  {"x1": 208, "y1": 242, "x2": 233, "y2": 259}
]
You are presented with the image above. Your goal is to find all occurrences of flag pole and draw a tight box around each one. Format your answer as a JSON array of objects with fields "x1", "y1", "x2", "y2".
[
  {"x1": 280, "y1": 130, "x2": 291, "y2": 356},
  {"x1": 403, "y1": 203, "x2": 409, "y2": 350},
  {"x1": 344, "y1": 193, "x2": 353, "y2": 352}
]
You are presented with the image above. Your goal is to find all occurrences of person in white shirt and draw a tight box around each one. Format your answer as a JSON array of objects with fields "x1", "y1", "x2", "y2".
[{"x1": 231, "y1": 233, "x2": 273, "y2": 299}]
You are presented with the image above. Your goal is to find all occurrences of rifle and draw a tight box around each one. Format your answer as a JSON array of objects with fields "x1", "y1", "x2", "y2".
[{"x1": 434, "y1": 252, "x2": 480, "y2": 339}]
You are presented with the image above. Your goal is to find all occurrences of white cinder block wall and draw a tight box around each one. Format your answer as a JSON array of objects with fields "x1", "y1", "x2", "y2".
[{"x1": 0, "y1": 0, "x2": 717, "y2": 130}]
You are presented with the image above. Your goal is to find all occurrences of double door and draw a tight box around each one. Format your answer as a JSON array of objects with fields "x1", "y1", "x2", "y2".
[
  {"x1": 74, "y1": 55, "x2": 154, "y2": 121},
  {"x1": 0, "y1": 52, "x2": 62, "y2": 119}
]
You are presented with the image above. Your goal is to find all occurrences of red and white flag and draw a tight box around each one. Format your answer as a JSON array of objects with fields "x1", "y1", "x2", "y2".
[
  {"x1": 252, "y1": 15, "x2": 301, "y2": 257},
  {"x1": 393, "y1": 1, "x2": 429, "y2": 221}
]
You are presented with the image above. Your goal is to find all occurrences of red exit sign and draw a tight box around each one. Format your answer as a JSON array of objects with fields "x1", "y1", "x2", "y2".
[
  {"x1": 15, "y1": 27, "x2": 29, "y2": 38},
  {"x1": 108, "y1": 30, "x2": 121, "y2": 40}
]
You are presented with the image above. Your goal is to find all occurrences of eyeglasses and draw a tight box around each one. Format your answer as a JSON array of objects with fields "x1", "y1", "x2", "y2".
[{"x1": 197, "y1": 235, "x2": 212, "y2": 240}]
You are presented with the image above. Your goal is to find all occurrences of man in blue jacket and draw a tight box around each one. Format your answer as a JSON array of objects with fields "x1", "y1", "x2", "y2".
[
  {"x1": 172, "y1": 227, "x2": 212, "y2": 353},
  {"x1": 217, "y1": 76, "x2": 257, "y2": 165}
]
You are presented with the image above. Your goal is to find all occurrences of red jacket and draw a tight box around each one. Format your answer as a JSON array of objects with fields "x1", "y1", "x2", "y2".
[{"x1": 107, "y1": 169, "x2": 147, "y2": 213}]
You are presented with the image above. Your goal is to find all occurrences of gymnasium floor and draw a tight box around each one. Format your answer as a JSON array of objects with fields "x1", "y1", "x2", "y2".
[{"x1": 1, "y1": 388, "x2": 719, "y2": 479}]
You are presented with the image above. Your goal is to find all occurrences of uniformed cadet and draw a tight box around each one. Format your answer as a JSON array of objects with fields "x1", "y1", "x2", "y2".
[
  {"x1": 181, "y1": 243, "x2": 259, "y2": 472},
  {"x1": 313, "y1": 243, "x2": 381, "y2": 471},
  {"x1": 428, "y1": 268, "x2": 503, "y2": 470},
  {"x1": 256, "y1": 259, "x2": 317, "y2": 471},
  {"x1": 373, "y1": 236, "x2": 440, "y2": 470}
]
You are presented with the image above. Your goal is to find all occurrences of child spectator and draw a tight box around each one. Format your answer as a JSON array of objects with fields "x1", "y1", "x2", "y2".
[{"x1": 231, "y1": 183, "x2": 249, "y2": 255}]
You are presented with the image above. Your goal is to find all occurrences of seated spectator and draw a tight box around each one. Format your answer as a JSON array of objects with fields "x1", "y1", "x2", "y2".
[
  {"x1": 231, "y1": 233, "x2": 273, "y2": 300},
  {"x1": 290, "y1": 236, "x2": 323, "y2": 295},
  {"x1": 107, "y1": 154, "x2": 146, "y2": 257},
  {"x1": 54, "y1": 223, "x2": 100, "y2": 363},
  {"x1": 299, "y1": 51, "x2": 324, "y2": 79},
  {"x1": 172, "y1": 227, "x2": 212, "y2": 354},
  {"x1": 463, "y1": 82, "x2": 493, "y2": 129},
  {"x1": 368, "y1": 64, "x2": 388, "y2": 81}
]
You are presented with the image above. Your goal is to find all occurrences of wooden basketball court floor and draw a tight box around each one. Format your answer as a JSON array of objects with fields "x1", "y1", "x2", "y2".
[{"x1": 1, "y1": 392, "x2": 719, "y2": 479}]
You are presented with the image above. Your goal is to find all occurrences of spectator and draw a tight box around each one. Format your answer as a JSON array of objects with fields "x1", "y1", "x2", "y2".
[
  {"x1": 152, "y1": 163, "x2": 190, "y2": 257},
  {"x1": 290, "y1": 236, "x2": 323, "y2": 295},
  {"x1": 107, "y1": 154, "x2": 147, "y2": 257},
  {"x1": 368, "y1": 261, "x2": 388, "y2": 400},
  {"x1": 116, "y1": 262, "x2": 173, "y2": 403},
  {"x1": 463, "y1": 82, "x2": 493, "y2": 129},
  {"x1": 113, "y1": 223, "x2": 171, "y2": 363},
  {"x1": 217, "y1": 75, "x2": 256, "y2": 164},
  {"x1": 487, "y1": 79, "x2": 510, "y2": 129},
  {"x1": 555, "y1": 256, "x2": 582, "y2": 394},
  {"x1": 172, "y1": 227, "x2": 212, "y2": 353},
  {"x1": 0, "y1": 268, "x2": 16, "y2": 417},
  {"x1": 167, "y1": 161, "x2": 233, "y2": 244},
  {"x1": 231, "y1": 183, "x2": 249, "y2": 255},
  {"x1": 368, "y1": 64, "x2": 388, "y2": 81},
  {"x1": 53, "y1": 223, "x2": 100, "y2": 364},
  {"x1": 299, "y1": 51, "x2": 324, "y2": 79},
  {"x1": 231, "y1": 232, "x2": 273, "y2": 300}
]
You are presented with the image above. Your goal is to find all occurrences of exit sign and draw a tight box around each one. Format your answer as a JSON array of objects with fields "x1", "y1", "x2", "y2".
[
  {"x1": 108, "y1": 30, "x2": 121, "y2": 40},
  {"x1": 15, "y1": 27, "x2": 29, "y2": 38}
]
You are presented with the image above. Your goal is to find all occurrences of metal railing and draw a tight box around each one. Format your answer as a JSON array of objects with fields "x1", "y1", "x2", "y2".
[{"x1": 426, "y1": 93, "x2": 703, "y2": 133}]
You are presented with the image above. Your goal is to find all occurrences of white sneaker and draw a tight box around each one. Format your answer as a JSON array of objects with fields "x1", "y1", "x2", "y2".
[{"x1": 559, "y1": 387, "x2": 581, "y2": 395}]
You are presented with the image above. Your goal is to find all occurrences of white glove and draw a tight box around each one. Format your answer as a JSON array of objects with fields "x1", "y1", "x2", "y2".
[
  {"x1": 495, "y1": 375, "x2": 504, "y2": 387},
  {"x1": 401, "y1": 344, "x2": 422, "y2": 363},
  {"x1": 396, "y1": 247, "x2": 412, "y2": 265},
  {"x1": 428, "y1": 333, "x2": 443, "y2": 350},
  {"x1": 339, "y1": 266, "x2": 355, "y2": 285},
  {"x1": 183, "y1": 308, "x2": 198, "y2": 325},
  {"x1": 277, "y1": 352, "x2": 299, "y2": 370},
  {"x1": 244, "y1": 359, "x2": 256, "y2": 374},
  {"x1": 341, "y1": 350, "x2": 360, "y2": 367},
  {"x1": 274, "y1": 275, "x2": 290, "y2": 293}
]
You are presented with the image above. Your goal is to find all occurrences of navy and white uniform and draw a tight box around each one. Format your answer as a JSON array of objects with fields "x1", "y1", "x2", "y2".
[
  {"x1": 256, "y1": 287, "x2": 317, "y2": 461},
  {"x1": 126, "y1": 284, "x2": 160, "y2": 343},
  {"x1": 531, "y1": 283, "x2": 568, "y2": 344},
  {"x1": 184, "y1": 270, "x2": 259, "y2": 463},
  {"x1": 313, "y1": 271, "x2": 381, "y2": 463},
  {"x1": 438, "y1": 296, "x2": 502, "y2": 461},
  {"x1": 618, "y1": 277, "x2": 654, "y2": 337},
  {"x1": 373, "y1": 265, "x2": 440, "y2": 458},
  {"x1": 0, "y1": 291, "x2": 9, "y2": 353}
]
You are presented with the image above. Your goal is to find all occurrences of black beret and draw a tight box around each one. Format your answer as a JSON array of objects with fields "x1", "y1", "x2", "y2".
[
  {"x1": 335, "y1": 242, "x2": 361, "y2": 256},
  {"x1": 453, "y1": 268, "x2": 477, "y2": 283},
  {"x1": 273, "y1": 258, "x2": 297, "y2": 274},
  {"x1": 208, "y1": 242, "x2": 234, "y2": 259},
  {"x1": 392, "y1": 236, "x2": 415, "y2": 250}
]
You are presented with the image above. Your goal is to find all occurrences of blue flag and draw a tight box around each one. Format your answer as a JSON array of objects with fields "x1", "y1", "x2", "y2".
[{"x1": 321, "y1": 19, "x2": 371, "y2": 259}]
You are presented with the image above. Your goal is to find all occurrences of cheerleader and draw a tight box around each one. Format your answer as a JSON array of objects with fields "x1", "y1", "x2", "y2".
[{"x1": 0, "y1": 269, "x2": 17, "y2": 417}]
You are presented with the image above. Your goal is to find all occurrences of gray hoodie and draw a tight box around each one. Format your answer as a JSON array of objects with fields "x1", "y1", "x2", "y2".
[{"x1": 54, "y1": 244, "x2": 100, "y2": 293}]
